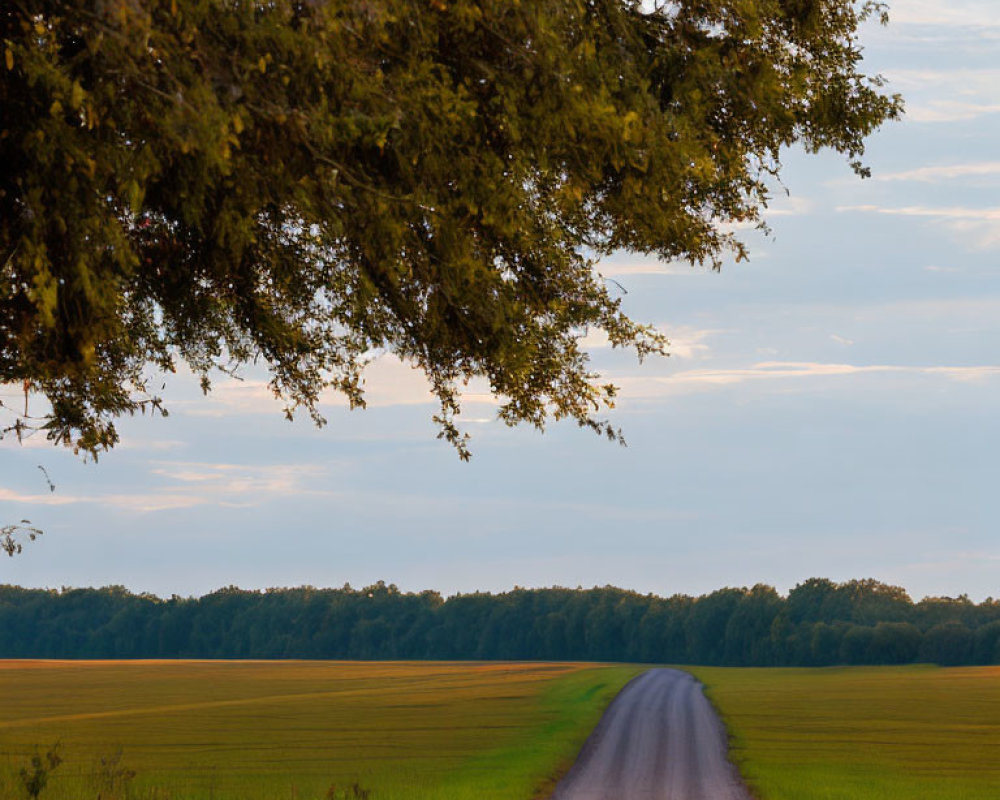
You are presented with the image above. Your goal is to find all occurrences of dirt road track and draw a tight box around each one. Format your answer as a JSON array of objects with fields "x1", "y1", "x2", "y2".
[{"x1": 551, "y1": 668, "x2": 752, "y2": 800}]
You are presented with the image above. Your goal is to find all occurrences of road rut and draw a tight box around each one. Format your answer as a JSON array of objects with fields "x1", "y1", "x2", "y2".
[{"x1": 551, "y1": 668, "x2": 752, "y2": 800}]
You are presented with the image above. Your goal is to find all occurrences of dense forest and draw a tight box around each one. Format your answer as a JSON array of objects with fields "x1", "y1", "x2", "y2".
[{"x1": 2, "y1": 579, "x2": 998, "y2": 666}]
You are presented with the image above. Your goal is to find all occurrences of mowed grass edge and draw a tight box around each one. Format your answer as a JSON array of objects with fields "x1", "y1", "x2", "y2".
[
  {"x1": 0, "y1": 660, "x2": 644, "y2": 800},
  {"x1": 687, "y1": 665, "x2": 1000, "y2": 800}
]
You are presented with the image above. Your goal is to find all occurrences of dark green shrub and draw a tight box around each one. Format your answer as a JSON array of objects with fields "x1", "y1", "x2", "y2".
[{"x1": 18, "y1": 744, "x2": 61, "y2": 800}]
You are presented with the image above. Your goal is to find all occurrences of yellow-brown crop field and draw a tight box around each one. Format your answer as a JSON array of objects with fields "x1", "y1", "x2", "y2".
[
  {"x1": 689, "y1": 664, "x2": 1000, "y2": 800},
  {"x1": 0, "y1": 659, "x2": 642, "y2": 800}
]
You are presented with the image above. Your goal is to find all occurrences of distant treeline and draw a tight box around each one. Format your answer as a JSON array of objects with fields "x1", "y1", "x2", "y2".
[{"x1": 2, "y1": 579, "x2": 999, "y2": 666}]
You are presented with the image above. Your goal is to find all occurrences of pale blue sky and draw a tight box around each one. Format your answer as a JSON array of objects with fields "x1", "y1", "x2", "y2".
[{"x1": 4, "y1": 0, "x2": 1000, "y2": 601}]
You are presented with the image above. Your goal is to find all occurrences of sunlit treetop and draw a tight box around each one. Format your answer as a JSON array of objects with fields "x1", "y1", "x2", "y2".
[{"x1": 0, "y1": 0, "x2": 901, "y2": 457}]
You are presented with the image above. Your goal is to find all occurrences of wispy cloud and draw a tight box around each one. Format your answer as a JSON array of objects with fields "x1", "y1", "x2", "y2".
[
  {"x1": 169, "y1": 357, "x2": 439, "y2": 417},
  {"x1": 351, "y1": 356, "x2": 436, "y2": 407},
  {"x1": 906, "y1": 101, "x2": 1000, "y2": 123},
  {"x1": 615, "y1": 361, "x2": 1000, "y2": 398},
  {"x1": 0, "y1": 487, "x2": 202, "y2": 512},
  {"x1": 0, "y1": 462, "x2": 329, "y2": 513},
  {"x1": 0, "y1": 431, "x2": 59, "y2": 450},
  {"x1": 96, "y1": 494, "x2": 209, "y2": 513},
  {"x1": 890, "y1": 0, "x2": 1000, "y2": 28},
  {"x1": 664, "y1": 327, "x2": 718, "y2": 360},
  {"x1": 886, "y1": 69, "x2": 1000, "y2": 123},
  {"x1": 836, "y1": 204, "x2": 1000, "y2": 249},
  {"x1": 173, "y1": 379, "x2": 281, "y2": 418},
  {"x1": 836, "y1": 204, "x2": 1000, "y2": 221},
  {"x1": 766, "y1": 195, "x2": 815, "y2": 217},
  {"x1": 115, "y1": 438, "x2": 186, "y2": 453},
  {"x1": 580, "y1": 325, "x2": 717, "y2": 361},
  {"x1": 0, "y1": 488, "x2": 80, "y2": 507},
  {"x1": 148, "y1": 461, "x2": 322, "y2": 496},
  {"x1": 874, "y1": 162, "x2": 1000, "y2": 183},
  {"x1": 595, "y1": 257, "x2": 703, "y2": 277}
]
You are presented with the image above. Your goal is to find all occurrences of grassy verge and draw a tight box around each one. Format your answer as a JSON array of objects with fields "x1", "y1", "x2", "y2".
[
  {"x1": 0, "y1": 660, "x2": 642, "y2": 800},
  {"x1": 687, "y1": 665, "x2": 1000, "y2": 800}
]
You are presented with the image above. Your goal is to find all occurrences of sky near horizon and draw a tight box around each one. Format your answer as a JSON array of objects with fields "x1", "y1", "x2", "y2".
[{"x1": 4, "y1": 0, "x2": 1000, "y2": 602}]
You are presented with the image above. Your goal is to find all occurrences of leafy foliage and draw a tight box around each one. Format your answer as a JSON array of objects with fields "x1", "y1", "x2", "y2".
[
  {"x1": 1, "y1": 0, "x2": 901, "y2": 455},
  {"x1": 88, "y1": 748, "x2": 137, "y2": 800},
  {"x1": 0, "y1": 519, "x2": 42, "y2": 557},
  {"x1": 0, "y1": 578, "x2": 995, "y2": 666},
  {"x1": 18, "y1": 744, "x2": 62, "y2": 800},
  {"x1": 325, "y1": 782, "x2": 373, "y2": 800}
]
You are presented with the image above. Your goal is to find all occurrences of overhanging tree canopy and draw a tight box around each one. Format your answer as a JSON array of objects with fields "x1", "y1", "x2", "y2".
[{"x1": 1, "y1": 0, "x2": 901, "y2": 457}]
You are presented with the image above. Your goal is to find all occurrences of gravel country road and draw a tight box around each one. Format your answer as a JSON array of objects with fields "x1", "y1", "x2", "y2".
[{"x1": 551, "y1": 668, "x2": 752, "y2": 800}]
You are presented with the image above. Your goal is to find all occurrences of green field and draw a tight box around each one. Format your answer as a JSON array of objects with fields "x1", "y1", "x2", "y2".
[
  {"x1": 689, "y1": 665, "x2": 1000, "y2": 800},
  {"x1": 0, "y1": 660, "x2": 642, "y2": 800}
]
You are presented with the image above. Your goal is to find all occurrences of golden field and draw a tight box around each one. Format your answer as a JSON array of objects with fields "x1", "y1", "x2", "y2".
[{"x1": 0, "y1": 660, "x2": 642, "y2": 800}]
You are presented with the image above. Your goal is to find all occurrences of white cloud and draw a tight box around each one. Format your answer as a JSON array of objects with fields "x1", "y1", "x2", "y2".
[
  {"x1": 0, "y1": 430, "x2": 58, "y2": 450},
  {"x1": 0, "y1": 488, "x2": 80, "y2": 507},
  {"x1": 766, "y1": 195, "x2": 815, "y2": 217},
  {"x1": 837, "y1": 204, "x2": 1000, "y2": 220},
  {"x1": 116, "y1": 438, "x2": 186, "y2": 453},
  {"x1": 580, "y1": 325, "x2": 716, "y2": 361},
  {"x1": 875, "y1": 162, "x2": 1000, "y2": 183},
  {"x1": 595, "y1": 257, "x2": 704, "y2": 277},
  {"x1": 339, "y1": 356, "x2": 436, "y2": 408},
  {"x1": 906, "y1": 101, "x2": 1000, "y2": 123},
  {"x1": 176, "y1": 379, "x2": 282, "y2": 417},
  {"x1": 664, "y1": 327, "x2": 718, "y2": 360},
  {"x1": 149, "y1": 461, "x2": 324, "y2": 495},
  {"x1": 830, "y1": 335, "x2": 855, "y2": 346},
  {"x1": 886, "y1": 68, "x2": 1000, "y2": 123},
  {"x1": 614, "y1": 360, "x2": 1000, "y2": 399},
  {"x1": 167, "y1": 357, "x2": 438, "y2": 417},
  {"x1": 889, "y1": 0, "x2": 1000, "y2": 27},
  {"x1": 0, "y1": 487, "x2": 204, "y2": 513},
  {"x1": 836, "y1": 204, "x2": 1000, "y2": 249},
  {"x1": 578, "y1": 328, "x2": 613, "y2": 350},
  {"x1": 0, "y1": 462, "x2": 329, "y2": 513},
  {"x1": 97, "y1": 493, "x2": 208, "y2": 513}
]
